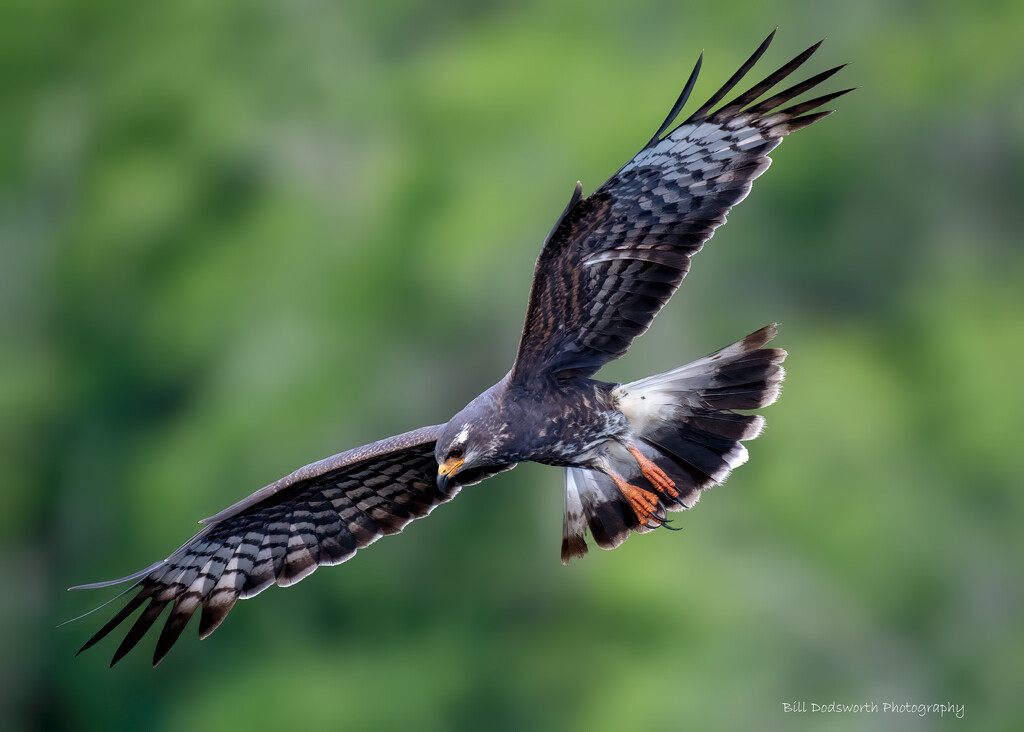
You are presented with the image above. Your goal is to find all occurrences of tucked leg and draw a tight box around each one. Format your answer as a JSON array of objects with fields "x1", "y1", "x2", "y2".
[{"x1": 628, "y1": 445, "x2": 678, "y2": 498}]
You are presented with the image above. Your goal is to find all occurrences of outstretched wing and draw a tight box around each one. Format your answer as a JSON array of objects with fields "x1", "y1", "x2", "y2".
[
  {"x1": 71, "y1": 425, "x2": 514, "y2": 666},
  {"x1": 511, "y1": 31, "x2": 850, "y2": 383}
]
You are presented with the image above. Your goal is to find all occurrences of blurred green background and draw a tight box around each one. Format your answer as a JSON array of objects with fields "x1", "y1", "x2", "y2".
[{"x1": 3, "y1": 0, "x2": 1022, "y2": 730}]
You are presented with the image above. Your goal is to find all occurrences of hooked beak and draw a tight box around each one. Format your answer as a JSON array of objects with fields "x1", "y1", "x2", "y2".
[{"x1": 437, "y1": 457, "x2": 464, "y2": 493}]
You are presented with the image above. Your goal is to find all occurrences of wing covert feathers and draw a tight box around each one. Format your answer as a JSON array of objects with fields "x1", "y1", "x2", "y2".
[{"x1": 512, "y1": 32, "x2": 848, "y2": 383}]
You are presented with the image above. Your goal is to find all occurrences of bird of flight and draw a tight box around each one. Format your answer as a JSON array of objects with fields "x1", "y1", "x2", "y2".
[{"x1": 71, "y1": 31, "x2": 849, "y2": 666}]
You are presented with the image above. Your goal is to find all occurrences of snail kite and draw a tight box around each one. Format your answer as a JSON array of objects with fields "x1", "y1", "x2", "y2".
[{"x1": 71, "y1": 31, "x2": 849, "y2": 666}]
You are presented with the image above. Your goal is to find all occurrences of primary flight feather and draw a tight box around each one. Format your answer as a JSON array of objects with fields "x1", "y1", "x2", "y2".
[{"x1": 71, "y1": 31, "x2": 849, "y2": 666}]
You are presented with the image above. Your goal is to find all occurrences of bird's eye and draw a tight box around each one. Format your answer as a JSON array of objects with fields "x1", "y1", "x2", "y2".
[{"x1": 448, "y1": 448, "x2": 463, "y2": 460}]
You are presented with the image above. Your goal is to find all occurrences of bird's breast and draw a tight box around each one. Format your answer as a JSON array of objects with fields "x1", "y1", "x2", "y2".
[{"x1": 503, "y1": 382, "x2": 626, "y2": 467}]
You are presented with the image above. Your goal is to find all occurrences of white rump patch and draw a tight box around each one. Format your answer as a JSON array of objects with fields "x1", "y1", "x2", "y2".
[{"x1": 612, "y1": 376, "x2": 689, "y2": 437}]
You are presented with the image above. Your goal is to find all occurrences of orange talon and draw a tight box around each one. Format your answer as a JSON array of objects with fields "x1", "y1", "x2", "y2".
[{"x1": 628, "y1": 446, "x2": 678, "y2": 498}]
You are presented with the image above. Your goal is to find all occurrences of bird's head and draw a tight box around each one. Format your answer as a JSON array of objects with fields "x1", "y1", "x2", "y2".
[
  {"x1": 434, "y1": 422, "x2": 480, "y2": 493},
  {"x1": 435, "y1": 378, "x2": 511, "y2": 493}
]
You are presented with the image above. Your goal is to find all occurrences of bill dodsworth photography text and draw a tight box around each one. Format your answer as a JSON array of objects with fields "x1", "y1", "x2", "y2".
[{"x1": 782, "y1": 701, "x2": 965, "y2": 719}]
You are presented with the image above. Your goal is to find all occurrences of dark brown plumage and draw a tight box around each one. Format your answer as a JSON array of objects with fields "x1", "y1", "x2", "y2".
[
  {"x1": 71, "y1": 31, "x2": 848, "y2": 666},
  {"x1": 512, "y1": 33, "x2": 848, "y2": 384},
  {"x1": 73, "y1": 427, "x2": 512, "y2": 666}
]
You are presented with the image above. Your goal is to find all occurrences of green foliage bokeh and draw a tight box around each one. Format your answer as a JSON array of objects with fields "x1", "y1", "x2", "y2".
[{"x1": 2, "y1": 1, "x2": 1022, "y2": 730}]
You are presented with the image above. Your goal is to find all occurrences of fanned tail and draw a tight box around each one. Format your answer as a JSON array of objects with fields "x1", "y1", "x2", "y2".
[{"x1": 561, "y1": 325, "x2": 785, "y2": 562}]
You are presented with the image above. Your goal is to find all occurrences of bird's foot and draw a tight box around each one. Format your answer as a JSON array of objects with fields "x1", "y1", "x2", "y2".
[
  {"x1": 608, "y1": 472, "x2": 662, "y2": 527},
  {"x1": 628, "y1": 446, "x2": 678, "y2": 498}
]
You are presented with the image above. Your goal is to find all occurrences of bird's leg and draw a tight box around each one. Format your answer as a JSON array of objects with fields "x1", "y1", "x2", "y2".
[
  {"x1": 628, "y1": 446, "x2": 678, "y2": 498},
  {"x1": 607, "y1": 471, "x2": 661, "y2": 527}
]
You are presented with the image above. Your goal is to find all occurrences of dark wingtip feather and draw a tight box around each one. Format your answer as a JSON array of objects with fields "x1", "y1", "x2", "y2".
[
  {"x1": 110, "y1": 599, "x2": 167, "y2": 667},
  {"x1": 687, "y1": 29, "x2": 777, "y2": 122},
  {"x1": 647, "y1": 52, "x2": 703, "y2": 147},
  {"x1": 747, "y1": 64, "x2": 848, "y2": 116},
  {"x1": 76, "y1": 591, "x2": 148, "y2": 657},
  {"x1": 152, "y1": 604, "x2": 198, "y2": 666},
  {"x1": 773, "y1": 86, "x2": 855, "y2": 118},
  {"x1": 714, "y1": 38, "x2": 825, "y2": 117},
  {"x1": 784, "y1": 109, "x2": 835, "y2": 133}
]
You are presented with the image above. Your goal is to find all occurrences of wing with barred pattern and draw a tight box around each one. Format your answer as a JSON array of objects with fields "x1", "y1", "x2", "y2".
[
  {"x1": 511, "y1": 31, "x2": 850, "y2": 383},
  {"x1": 71, "y1": 425, "x2": 514, "y2": 666}
]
